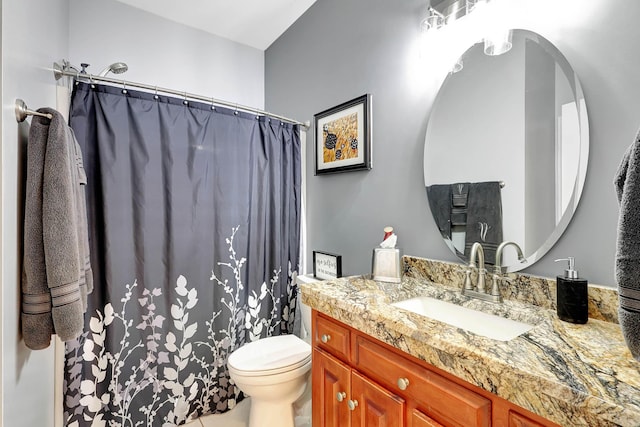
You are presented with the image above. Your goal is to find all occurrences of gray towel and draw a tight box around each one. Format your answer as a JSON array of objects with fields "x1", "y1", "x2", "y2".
[
  {"x1": 464, "y1": 181, "x2": 503, "y2": 265},
  {"x1": 615, "y1": 129, "x2": 640, "y2": 360},
  {"x1": 22, "y1": 108, "x2": 93, "y2": 350},
  {"x1": 450, "y1": 182, "x2": 469, "y2": 226},
  {"x1": 426, "y1": 184, "x2": 452, "y2": 239}
]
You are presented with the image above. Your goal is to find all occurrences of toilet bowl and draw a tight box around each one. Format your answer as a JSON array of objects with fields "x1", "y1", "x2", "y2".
[{"x1": 228, "y1": 334, "x2": 311, "y2": 427}]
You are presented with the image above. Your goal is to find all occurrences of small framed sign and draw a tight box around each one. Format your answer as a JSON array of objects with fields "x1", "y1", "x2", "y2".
[{"x1": 313, "y1": 251, "x2": 343, "y2": 280}]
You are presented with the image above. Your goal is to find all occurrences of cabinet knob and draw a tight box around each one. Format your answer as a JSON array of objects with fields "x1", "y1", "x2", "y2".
[
  {"x1": 336, "y1": 391, "x2": 346, "y2": 402},
  {"x1": 321, "y1": 334, "x2": 331, "y2": 343},
  {"x1": 347, "y1": 399, "x2": 359, "y2": 411},
  {"x1": 397, "y1": 377, "x2": 410, "y2": 390}
]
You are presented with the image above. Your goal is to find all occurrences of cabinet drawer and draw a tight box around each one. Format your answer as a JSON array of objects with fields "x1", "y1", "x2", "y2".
[
  {"x1": 508, "y1": 410, "x2": 547, "y2": 427},
  {"x1": 410, "y1": 408, "x2": 445, "y2": 427},
  {"x1": 315, "y1": 313, "x2": 350, "y2": 361},
  {"x1": 353, "y1": 334, "x2": 491, "y2": 427}
]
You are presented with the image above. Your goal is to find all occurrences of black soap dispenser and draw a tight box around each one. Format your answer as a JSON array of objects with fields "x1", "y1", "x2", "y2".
[{"x1": 554, "y1": 257, "x2": 588, "y2": 324}]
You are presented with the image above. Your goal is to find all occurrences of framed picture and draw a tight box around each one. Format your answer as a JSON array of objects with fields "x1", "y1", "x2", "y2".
[
  {"x1": 314, "y1": 94, "x2": 372, "y2": 175},
  {"x1": 313, "y1": 251, "x2": 343, "y2": 280}
]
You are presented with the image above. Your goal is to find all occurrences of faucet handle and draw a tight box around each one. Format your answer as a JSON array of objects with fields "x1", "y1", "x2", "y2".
[
  {"x1": 463, "y1": 268, "x2": 474, "y2": 290},
  {"x1": 490, "y1": 273, "x2": 502, "y2": 297},
  {"x1": 476, "y1": 268, "x2": 487, "y2": 293}
]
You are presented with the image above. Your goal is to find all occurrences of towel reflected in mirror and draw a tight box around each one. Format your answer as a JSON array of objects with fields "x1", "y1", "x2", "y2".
[{"x1": 427, "y1": 181, "x2": 503, "y2": 265}]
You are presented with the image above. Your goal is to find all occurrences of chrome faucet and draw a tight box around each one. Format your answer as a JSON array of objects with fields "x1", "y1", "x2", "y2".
[
  {"x1": 462, "y1": 242, "x2": 492, "y2": 300},
  {"x1": 490, "y1": 241, "x2": 526, "y2": 300}
]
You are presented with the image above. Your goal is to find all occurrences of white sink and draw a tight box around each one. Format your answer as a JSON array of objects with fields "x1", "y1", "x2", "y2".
[{"x1": 391, "y1": 296, "x2": 534, "y2": 342}]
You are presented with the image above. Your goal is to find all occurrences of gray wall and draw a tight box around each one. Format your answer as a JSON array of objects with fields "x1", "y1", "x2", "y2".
[
  {"x1": 69, "y1": 0, "x2": 265, "y2": 109},
  {"x1": 1, "y1": 0, "x2": 70, "y2": 425},
  {"x1": 265, "y1": 0, "x2": 638, "y2": 287}
]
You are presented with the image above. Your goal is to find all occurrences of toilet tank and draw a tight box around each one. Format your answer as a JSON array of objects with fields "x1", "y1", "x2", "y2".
[{"x1": 295, "y1": 274, "x2": 318, "y2": 341}]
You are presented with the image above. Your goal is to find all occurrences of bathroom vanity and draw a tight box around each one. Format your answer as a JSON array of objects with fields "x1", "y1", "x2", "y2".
[
  {"x1": 312, "y1": 311, "x2": 554, "y2": 427},
  {"x1": 301, "y1": 257, "x2": 640, "y2": 427}
]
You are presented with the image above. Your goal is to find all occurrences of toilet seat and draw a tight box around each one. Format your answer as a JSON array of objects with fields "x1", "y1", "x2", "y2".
[{"x1": 228, "y1": 335, "x2": 311, "y2": 377}]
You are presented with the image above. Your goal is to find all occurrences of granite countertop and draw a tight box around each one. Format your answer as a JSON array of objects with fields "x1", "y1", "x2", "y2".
[{"x1": 300, "y1": 273, "x2": 640, "y2": 427}]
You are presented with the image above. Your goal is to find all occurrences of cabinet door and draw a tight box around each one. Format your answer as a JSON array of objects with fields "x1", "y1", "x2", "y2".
[
  {"x1": 350, "y1": 371, "x2": 404, "y2": 427},
  {"x1": 353, "y1": 334, "x2": 491, "y2": 427},
  {"x1": 313, "y1": 348, "x2": 351, "y2": 427},
  {"x1": 410, "y1": 408, "x2": 445, "y2": 427}
]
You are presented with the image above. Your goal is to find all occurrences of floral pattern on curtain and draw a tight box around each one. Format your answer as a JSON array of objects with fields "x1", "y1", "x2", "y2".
[{"x1": 63, "y1": 82, "x2": 301, "y2": 427}]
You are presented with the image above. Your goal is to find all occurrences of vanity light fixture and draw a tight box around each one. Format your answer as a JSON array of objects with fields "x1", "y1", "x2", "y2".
[
  {"x1": 480, "y1": 0, "x2": 512, "y2": 55},
  {"x1": 451, "y1": 58, "x2": 464, "y2": 73},
  {"x1": 484, "y1": 28, "x2": 513, "y2": 56},
  {"x1": 422, "y1": 0, "x2": 512, "y2": 57},
  {"x1": 421, "y1": 7, "x2": 444, "y2": 34}
]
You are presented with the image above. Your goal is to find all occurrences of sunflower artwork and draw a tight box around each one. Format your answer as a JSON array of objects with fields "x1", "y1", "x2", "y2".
[
  {"x1": 322, "y1": 113, "x2": 359, "y2": 164},
  {"x1": 314, "y1": 94, "x2": 371, "y2": 175}
]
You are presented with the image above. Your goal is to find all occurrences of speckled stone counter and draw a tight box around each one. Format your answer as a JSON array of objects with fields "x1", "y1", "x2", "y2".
[{"x1": 300, "y1": 257, "x2": 640, "y2": 427}]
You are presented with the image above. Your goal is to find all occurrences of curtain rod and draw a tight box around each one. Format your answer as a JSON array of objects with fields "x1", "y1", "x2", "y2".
[{"x1": 52, "y1": 62, "x2": 310, "y2": 130}]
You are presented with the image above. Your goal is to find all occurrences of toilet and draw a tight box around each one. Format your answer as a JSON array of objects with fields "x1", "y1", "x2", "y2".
[{"x1": 227, "y1": 275, "x2": 315, "y2": 427}]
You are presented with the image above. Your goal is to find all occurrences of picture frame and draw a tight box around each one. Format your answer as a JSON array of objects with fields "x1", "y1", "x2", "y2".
[
  {"x1": 314, "y1": 94, "x2": 372, "y2": 175},
  {"x1": 313, "y1": 251, "x2": 343, "y2": 280}
]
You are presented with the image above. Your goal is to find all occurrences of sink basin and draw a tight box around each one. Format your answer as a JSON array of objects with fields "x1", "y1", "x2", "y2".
[{"x1": 391, "y1": 296, "x2": 534, "y2": 341}]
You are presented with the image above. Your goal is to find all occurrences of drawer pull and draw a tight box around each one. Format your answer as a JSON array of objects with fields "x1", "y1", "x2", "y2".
[
  {"x1": 336, "y1": 392, "x2": 346, "y2": 402},
  {"x1": 348, "y1": 399, "x2": 359, "y2": 411},
  {"x1": 321, "y1": 334, "x2": 331, "y2": 343},
  {"x1": 397, "y1": 377, "x2": 410, "y2": 390}
]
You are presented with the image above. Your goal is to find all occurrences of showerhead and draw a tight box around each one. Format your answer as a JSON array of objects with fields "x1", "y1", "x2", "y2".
[{"x1": 98, "y1": 62, "x2": 129, "y2": 77}]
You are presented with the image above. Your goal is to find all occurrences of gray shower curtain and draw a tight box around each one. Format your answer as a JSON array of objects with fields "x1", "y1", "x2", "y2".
[{"x1": 63, "y1": 82, "x2": 301, "y2": 426}]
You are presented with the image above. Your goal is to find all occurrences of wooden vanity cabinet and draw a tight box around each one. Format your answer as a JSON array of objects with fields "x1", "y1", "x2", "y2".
[
  {"x1": 313, "y1": 348, "x2": 404, "y2": 427},
  {"x1": 351, "y1": 370, "x2": 405, "y2": 427},
  {"x1": 313, "y1": 311, "x2": 405, "y2": 427},
  {"x1": 312, "y1": 310, "x2": 560, "y2": 427},
  {"x1": 313, "y1": 348, "x2": 351, "y2": 426}
]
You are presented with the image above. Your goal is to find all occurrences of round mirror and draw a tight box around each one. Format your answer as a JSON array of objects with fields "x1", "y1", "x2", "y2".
[{"x1": 424, "y1": 29, "x2": 588, "y2": 272}]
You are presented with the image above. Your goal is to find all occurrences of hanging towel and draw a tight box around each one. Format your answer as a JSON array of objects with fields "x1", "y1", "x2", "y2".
[
  {"x1": 464, "y1": 181, "x2": 503, "y2": 265},
  {"x1": 450, "y1": 182, "x2": 469, "y2": 226},
  {"x1": 614, "y1": 129, "x2": 640, "y2": 360},
  {"x1": 426, "y1": 184, "x2": 452, "y2": 239},
  {"x1": 21, "y1": 108, "x2": 93, "y2": 350}
]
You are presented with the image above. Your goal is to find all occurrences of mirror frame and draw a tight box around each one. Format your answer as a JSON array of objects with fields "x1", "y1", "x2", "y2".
[{"x1": 424, "y1": 29, "x2": 589, "y2": 272}]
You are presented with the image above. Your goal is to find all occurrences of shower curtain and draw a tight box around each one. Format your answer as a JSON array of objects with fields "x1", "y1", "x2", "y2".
[{"x1": 63, "y1": 82, "x2": 301, "y2": 426}]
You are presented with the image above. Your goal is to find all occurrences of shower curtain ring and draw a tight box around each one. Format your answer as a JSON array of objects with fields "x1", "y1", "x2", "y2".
[
  {"x1": 210, "y1": 97, "x2": 215, "y2": 110},
  {"x1": 90, "y1": 75, "x2": 95, "y2": 89},
  {"x1": 183, "y1": 91, "x2": 188, "y2": 105},
  {"x1": 122, "y1": 80, "x2": 128, "y2": 95},
  {"x1": 75, "y1": 70, "x2": 80, "y2": 86},
  {"x1": 154, "y1": 86, "x2": 159, "y2": 100},
  {"x1": 234, "y1": 103, "x2": 239, "y2": 116}
]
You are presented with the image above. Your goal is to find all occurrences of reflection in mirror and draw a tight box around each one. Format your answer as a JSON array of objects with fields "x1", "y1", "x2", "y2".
[{"x1": 424, "y1": 29, "x2": 588, "y2": 272}]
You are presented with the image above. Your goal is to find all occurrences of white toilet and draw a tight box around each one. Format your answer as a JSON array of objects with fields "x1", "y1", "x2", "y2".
[{"x1": 227, "y1": 277, "x2": 314, "y2": 427}]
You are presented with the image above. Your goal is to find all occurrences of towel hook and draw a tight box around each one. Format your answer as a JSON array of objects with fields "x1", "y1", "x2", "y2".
[{"x1": 15, "y1": 99, "x2": 53, "y2": 123}]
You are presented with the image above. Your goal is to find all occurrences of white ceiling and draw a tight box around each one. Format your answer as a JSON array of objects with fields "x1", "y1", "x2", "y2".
[{"x1": 115, "y1": 0, "x2": 317, "y2": 51}]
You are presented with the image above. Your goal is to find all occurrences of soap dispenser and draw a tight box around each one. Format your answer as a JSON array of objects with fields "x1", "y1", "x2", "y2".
[{"x1": 554, "y1": 257, "x2": 588, "y2": 324}]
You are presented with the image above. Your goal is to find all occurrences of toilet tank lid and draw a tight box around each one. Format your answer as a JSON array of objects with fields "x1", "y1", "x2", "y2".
[{"x1": 228, "y1": 334, "x2": 311, "y2": 373}]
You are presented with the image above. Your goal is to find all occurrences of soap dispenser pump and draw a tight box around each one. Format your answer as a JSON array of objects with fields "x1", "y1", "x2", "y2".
[{"x1": 554, "y1": 257, "x2": 588, "y2": 324}]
